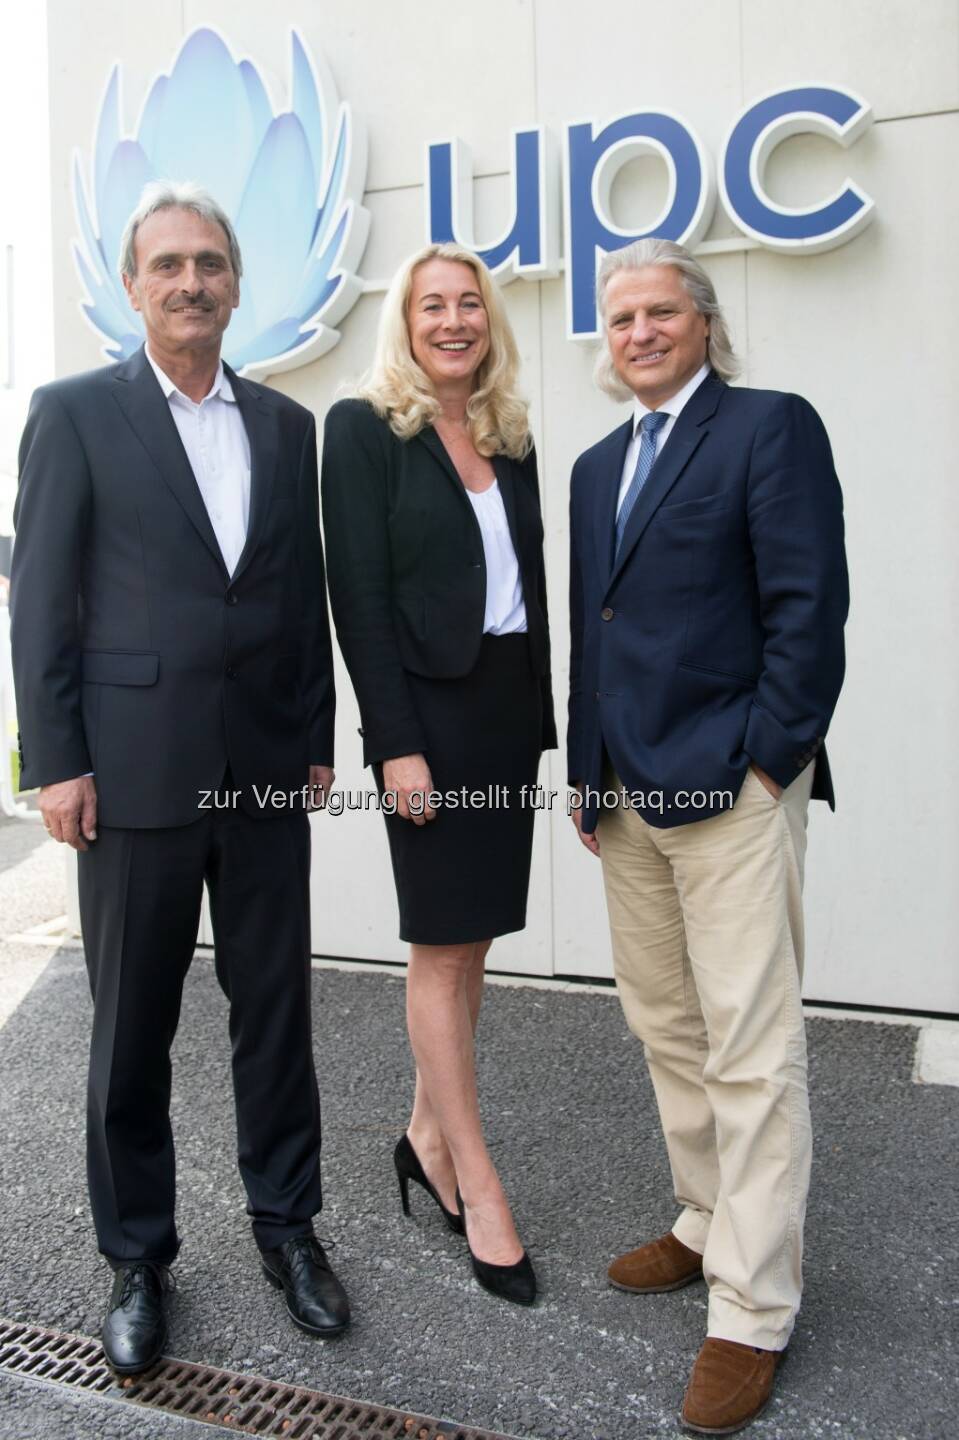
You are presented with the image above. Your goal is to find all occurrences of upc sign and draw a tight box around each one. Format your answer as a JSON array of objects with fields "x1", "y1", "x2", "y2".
[{"x1": 427, "y1": 86, "x2": 874, "y2": 338}]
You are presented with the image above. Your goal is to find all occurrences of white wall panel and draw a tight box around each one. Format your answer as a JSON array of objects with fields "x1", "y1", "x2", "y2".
[
  {"x1": 743, "y1": 113, "x2": 959, "y2": 1012},
  {"x1": 742, "y1": 0, "x2": 959, "y2": 122},
  {"x1": 0, "y1": 5, "x2": 55, "y2": 472},
  {"x1": 535, "y1": 0, "x2": 744, "y2": 145}
]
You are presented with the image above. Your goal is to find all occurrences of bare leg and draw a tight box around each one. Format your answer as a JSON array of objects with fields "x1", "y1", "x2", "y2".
[
  {"x1": 406, "y1": 940, "x2": 487, "y2": 1190},
  {"x1": 407, "y1": 941, "x2": 487, "y2": 1207},
  {"x1": 405, "y1": 940, "x2": 522, "y2": 1264}
]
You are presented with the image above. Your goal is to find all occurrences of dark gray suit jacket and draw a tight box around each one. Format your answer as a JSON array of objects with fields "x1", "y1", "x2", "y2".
[{"x1": 11, "y1": 346, "x2": 335, "y2": 827}]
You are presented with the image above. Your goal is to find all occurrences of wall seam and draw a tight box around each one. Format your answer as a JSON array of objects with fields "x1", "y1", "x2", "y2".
[
  {"x1": 529, "y1": 0, "x2": 557, "y2": 979},
  {"x1": 874, "y1": 107, "x2": 958, "y2": 124},
  {"x1": 738, "y1": 0, "x2": 751, "y2": 385}
]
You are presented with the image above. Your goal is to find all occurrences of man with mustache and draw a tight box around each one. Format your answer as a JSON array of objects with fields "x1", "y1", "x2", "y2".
[
  {"x1": 10, "y1": 181, "x2": 349, "y2": 1371},
  {"x1": 568, "y1": 239, "x2": 848, "y2": 1433}
]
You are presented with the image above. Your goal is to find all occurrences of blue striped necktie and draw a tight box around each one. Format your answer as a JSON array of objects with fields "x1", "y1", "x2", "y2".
[{"x1": 615, "y1": 409, "x2": 669, "y2": 556}]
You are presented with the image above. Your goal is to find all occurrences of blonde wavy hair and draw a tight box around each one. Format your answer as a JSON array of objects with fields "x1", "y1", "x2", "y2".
[{"x1": 352, "y1": 243, "x2": 531, "y2": 460}]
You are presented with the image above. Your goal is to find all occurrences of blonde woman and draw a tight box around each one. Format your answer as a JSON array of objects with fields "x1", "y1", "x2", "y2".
[{"x1": 321, "y1": 244, "x2": 555, "y2": 1305}]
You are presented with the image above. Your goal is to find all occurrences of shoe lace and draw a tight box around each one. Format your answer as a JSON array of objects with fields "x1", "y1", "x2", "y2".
[
  {"x1": 284, "y1": 1235, "x2": 335, "y2": 1276},
  {"x1": 117, "y1": 1263, "x2": 174, "y2": 1307}
]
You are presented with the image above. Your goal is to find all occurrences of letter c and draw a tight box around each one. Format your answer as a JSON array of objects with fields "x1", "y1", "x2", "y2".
[{"x1": 719, "y1": 85, "x2": 875, "y2": 252}]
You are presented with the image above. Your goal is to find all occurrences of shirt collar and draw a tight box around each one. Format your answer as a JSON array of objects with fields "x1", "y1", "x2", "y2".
[
  {"x1": 145, "y1": 346, "x2": 236, "y2": 406},
  {"x1": 631, "y1": 362, "x2": 711, "y2": 436}
]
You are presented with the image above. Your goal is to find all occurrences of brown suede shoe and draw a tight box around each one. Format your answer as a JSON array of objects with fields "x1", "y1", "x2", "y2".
[
  {"x1": 681, "y1": 1337, "x2": 784, "y2": 1434},
  {"x1": 607, "y1": 1232, "x2": 704, "y2": 1293}
]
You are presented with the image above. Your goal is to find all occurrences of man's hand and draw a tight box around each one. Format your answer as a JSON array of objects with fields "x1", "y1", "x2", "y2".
[
  {"x1": 382, "y1": 753, "x2": 436, "y2": 825},
  {"x1": 570, "y1": 783, "x2": 601, "y2": 857},
  {"x1": 308, "y1": 765, "x2": 334, "y2": 810},
  {"x1": 39, "y1": 776, "x2": 98, "y2": 851},
  {"x1": 750, "y1": 762, "x2": 783, "y2": 801}
]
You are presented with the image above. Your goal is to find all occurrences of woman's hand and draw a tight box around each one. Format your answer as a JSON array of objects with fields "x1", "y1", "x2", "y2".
[{"x1": 383, "y1": 753, "x2": 437, "y2": 825}]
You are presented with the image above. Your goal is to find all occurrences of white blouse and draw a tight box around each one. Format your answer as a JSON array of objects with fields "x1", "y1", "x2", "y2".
[{"x1": 466, "y1": 480, "x2": 528, "y2": 635}]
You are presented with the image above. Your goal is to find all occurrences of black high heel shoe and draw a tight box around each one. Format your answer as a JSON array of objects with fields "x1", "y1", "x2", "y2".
[
  {"x1": 457, "y1": 1193, "x2": 537, "y2": 1307},
  {"x1": 394, "y1": 1134, "x2": 465, "y2": 1236}
]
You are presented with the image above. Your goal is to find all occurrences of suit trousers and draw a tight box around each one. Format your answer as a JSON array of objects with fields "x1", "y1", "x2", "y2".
[
  {"x1": 597, "y1": 763, "x2": 815, "y2": 1350},
  {"x1": 78, "y1": 800, "x2": 323, "y2": 1266}
]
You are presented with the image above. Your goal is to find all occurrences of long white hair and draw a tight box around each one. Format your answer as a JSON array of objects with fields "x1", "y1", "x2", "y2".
[{"x1": 593, "y1": 238, "x2": 740, "y2": 400}]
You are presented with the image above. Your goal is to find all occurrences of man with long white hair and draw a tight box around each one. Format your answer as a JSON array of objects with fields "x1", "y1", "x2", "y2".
[
  {"x1": 11, "y1": 180, "x2": 348, "y2": 1372},
  {"x1": 567, "y1": 239, "x2": 848, "y2": 1433}
]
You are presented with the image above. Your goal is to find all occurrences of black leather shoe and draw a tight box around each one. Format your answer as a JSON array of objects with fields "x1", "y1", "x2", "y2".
[
  {"x1": 101, "y1": 1262, "x2": 171, "y2": 1375},
  {"x1": 261, "y1": 1235, "x2": 350, "y2": 1336}
]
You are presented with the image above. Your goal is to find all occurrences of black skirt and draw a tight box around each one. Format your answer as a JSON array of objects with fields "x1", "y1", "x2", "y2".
[{"x1": 378, "y1": 634, "x2": 543, "y2": 946}]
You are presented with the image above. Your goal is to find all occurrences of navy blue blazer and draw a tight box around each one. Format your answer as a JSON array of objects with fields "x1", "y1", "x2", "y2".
[{"x1": 568, "y1": 374, "x2": 849, "y2": 832}]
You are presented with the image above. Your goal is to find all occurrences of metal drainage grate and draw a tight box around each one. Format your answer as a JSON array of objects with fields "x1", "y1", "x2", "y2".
[{"x1": 0, "y1": 1318, "x2": 516, "y2": 1440}]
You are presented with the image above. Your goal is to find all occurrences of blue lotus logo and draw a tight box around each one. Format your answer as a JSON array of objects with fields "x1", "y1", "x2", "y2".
[{"x1": 72, "y1": 27, "x2": 370, "y2": 374}]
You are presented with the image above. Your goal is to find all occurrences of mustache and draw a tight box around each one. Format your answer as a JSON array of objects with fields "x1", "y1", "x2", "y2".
[{"x1": 165, "y1": 293, "x2": 215, "y2": 312}]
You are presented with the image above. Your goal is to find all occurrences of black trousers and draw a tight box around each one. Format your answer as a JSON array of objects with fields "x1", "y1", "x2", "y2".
[{"x1": 77, "y1": 801, "x2": 322, "y2": 1266}]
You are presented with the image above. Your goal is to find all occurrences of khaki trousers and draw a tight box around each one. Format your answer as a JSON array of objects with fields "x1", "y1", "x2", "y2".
[{"x1": 597, "y1": 764, "x2": 815, "y2": 1350}]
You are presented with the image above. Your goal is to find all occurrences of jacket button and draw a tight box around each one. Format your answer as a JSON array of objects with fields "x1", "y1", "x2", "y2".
[
  {"x1": 226, "y1": 666, "x2": 237, "y2": 680},
  {"x1": 601, "y1": 607, "x2": 614, "y2": 621},
  {"x1": 225, "y1": 591, "x2": 238, "y2": 605}
]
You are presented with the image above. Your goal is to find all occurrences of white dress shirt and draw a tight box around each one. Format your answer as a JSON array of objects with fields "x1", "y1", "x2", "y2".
[
  {"x1": 466, "y1": 480, "x2": 528, "y2": 635},
  {"x1": 616, "y1": 362, "x2": 711, "y2": 516},
  {"x1": 146, "y1": 348, "x2": 251, "y2": 576}
]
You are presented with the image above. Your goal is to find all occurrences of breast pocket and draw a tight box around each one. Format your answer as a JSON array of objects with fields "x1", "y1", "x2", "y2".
[{"x1": 656, "y1": 492, "x2": 729, "y2": 520}]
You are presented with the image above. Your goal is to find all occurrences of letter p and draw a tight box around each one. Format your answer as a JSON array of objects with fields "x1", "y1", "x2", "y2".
[{"x1": 564, "y1": 110, "x2": 715, "y2": 338}]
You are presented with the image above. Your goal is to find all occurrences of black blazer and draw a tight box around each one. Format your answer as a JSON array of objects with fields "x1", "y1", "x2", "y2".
[
  {"x1": 10, "y1": 346, "x2": 335, "y2": 827},
  {"x1": 569, "y1": 376, "x2": 849, "y2": 832},
  {"x1": 321, "y1": 397, "x2": 556, "y2": 765}
]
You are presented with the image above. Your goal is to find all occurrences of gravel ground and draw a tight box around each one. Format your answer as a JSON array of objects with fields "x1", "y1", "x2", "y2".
[
  {"x1": 1, "y1": 963, "x2": 957, "y2": 1437},
  {"x1": 0, "y1": 813, "x2": 956, "y2": 1439}
]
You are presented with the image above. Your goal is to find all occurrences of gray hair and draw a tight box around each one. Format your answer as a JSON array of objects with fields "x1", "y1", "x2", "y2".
[
  {"x1": 593, "y1": 238, "x2": 740, "y2": 398},
  {"x1": 118, "y1": 180, "x2": 243, "y2": 280}
]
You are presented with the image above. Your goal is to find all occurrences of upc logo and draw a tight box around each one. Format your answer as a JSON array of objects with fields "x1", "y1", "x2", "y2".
[{"x1": 72, "y1": 27, "x2": 369, "y2": 376}]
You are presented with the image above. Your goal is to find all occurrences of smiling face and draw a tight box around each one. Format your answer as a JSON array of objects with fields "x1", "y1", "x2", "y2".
[
  {"x1": 122, "y1": 206, "x2": 240, "y2": 360},
  {"x1": 604, "y1": 264, "x2": 709, "y2": 409},
  {"x1": 407, "y1": 258, "x2": 490, "y2": 394}
]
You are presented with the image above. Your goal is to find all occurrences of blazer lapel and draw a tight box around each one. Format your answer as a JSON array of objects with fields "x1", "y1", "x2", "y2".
[
  {"x1": 593, "y1": 419, "x2": 634, "y2": 584},
  {"x1": 419, "y1": 429, "x2": 532, "y2": 566},
  {"x1": 492, "y1": 454, "x2": 521, "y2": 556},
  {"x1": 416, "y1": 426, "x2": 474, "y2": 511},
  {"x1": 608, "y1": 376, "x2": 725, "y2": 588},
  {"x1": 226, "y1": 365, "x2": 276, "y2": 584},
  {"x1": 111, "y1": 347, "x2": 228, "y2": 578}
]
